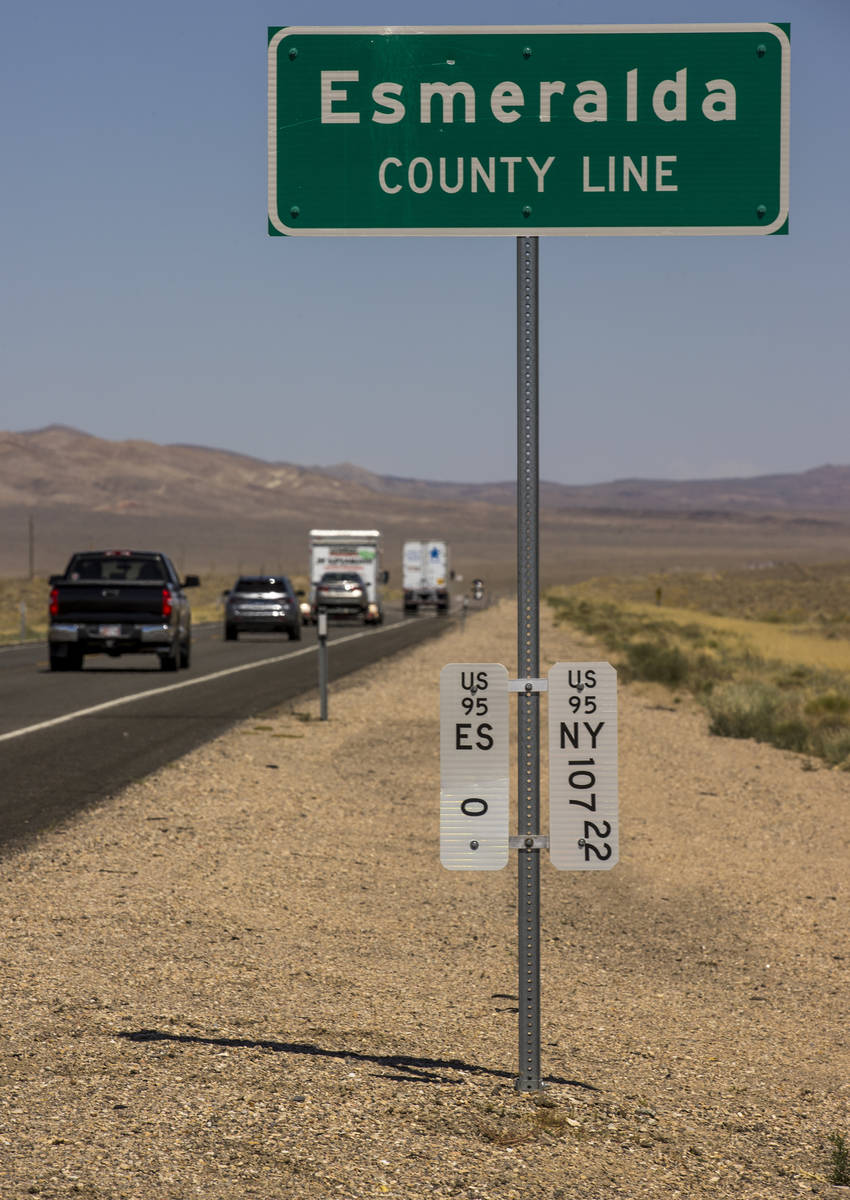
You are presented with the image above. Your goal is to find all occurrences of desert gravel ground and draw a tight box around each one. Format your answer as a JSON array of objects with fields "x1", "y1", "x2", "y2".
[{"x1": 1, "y1": 600, "x2": 848, "y2": 1199}]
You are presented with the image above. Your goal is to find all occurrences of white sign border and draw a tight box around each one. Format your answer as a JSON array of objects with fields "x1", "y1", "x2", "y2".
[{"x1": 268, "y1": 23, "x2": 790, "y2": 238}]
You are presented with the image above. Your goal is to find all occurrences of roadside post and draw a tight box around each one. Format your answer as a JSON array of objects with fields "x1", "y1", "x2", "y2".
[
  {"x1": 317, "y1": 609, "x2": 328, "y2": 720},
  {"x1": 514, "y1": 235, "x2": 542, "y2": 1088},
  {"x1": 269, "y1": 21, "x2": 790, "y2": 1092}
]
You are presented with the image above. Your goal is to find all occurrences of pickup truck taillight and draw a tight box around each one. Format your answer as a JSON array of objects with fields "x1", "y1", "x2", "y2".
[
  {"x1": 49, "y1": 587, "x2": 59, "y2": 617},
  {"x1": 161, "y1": 588, "x2": 173, "y2": 619}
]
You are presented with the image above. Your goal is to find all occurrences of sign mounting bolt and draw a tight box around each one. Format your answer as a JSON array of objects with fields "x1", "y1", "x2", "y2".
[
  {"x1": 756, "y1": 204, "x2": 767, "y2": 219},
  {"x1": 288, "y1": 46, "x2": 299, "y2": 60},
  {"x1": 522, "y1": 206, "x2": 532, "y2": 220},
  {"x1": 522, "y1": 46, "x2": 532, "y2": 59},
  {"x1": 470, "y1": 840, "x2": 480, "y2": 851},
  {"x1": 290, "y1": 206, "x2": 301, "y2": 219},
  {"x1": 756, "y1": 43, "x2": 766, "y2": 58}
]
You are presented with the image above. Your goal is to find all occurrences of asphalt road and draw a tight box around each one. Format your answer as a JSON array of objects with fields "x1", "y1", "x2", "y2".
[{"x1": 0, "y1": 610, "x2": 452, "y2": 855}]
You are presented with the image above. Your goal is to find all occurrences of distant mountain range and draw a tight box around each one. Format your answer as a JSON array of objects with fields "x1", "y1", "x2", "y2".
[
  {"x1": 3, "y1": 426, "x2": 849, "y2": 583},
  {"x1": 3, "y1": 425, "x2": 849, "y2": 517}
]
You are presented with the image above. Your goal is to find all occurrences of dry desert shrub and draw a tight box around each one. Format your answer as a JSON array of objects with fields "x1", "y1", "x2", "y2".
[{"x1": 549, "y1": 567, "x2": 850, "y2": 766}]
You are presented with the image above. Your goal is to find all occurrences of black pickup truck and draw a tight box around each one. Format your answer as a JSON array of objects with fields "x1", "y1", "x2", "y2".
[{"x1": 47, "y1": 550, "x2": 199, "y2": 672}]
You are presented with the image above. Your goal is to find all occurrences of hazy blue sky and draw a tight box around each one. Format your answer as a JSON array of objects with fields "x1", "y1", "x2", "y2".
[{"x1": 2, "y1": 2, "x2": 847, "y2": 485}]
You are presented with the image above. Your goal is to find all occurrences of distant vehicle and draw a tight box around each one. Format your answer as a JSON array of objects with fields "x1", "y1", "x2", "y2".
[
  {"x1": 314, "y1": 571, "x2": 368, "y2": 619},
  {"x1": 223, "y1": 575, "x2": 302, "y2": 641},
  {"x1": 472, "y1": 578, "x2": 485, "y2": 602},
  {"x1": 403, "y1": 540, "x2": 452, "y2": 613},
  {"x1": 307, "y1": 530, "x2": 387, "y2": 624},
  {"x1": 47, "y1": 550, "x2": 199, "y2": 672}
]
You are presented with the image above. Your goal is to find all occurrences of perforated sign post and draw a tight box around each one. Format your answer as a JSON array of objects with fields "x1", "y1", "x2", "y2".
[{"x1": 269, "y1": 21, "x2": 789, "y2": 1095}]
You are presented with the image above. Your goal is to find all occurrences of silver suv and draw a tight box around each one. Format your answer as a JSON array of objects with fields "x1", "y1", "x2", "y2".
[
  {"x1": 224, "y1": 576, "x2": 302, "y2": 641},
  {"x1": 313, "y1": 571, "x2": 367, "y2": 619}
]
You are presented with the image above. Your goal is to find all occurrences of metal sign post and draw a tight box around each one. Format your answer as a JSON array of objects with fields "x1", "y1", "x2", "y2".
[
  {"x1": 516, "y1": 235, "x2": 541, "y2": 1091},
  {"x1": 317, "y1": 609, "x2": 329, "y2": 720}
]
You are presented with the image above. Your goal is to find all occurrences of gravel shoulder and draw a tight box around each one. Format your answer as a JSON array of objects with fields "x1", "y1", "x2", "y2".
[{"x1": 1, "y1": 600, "x2": 848, "y2": 1199}]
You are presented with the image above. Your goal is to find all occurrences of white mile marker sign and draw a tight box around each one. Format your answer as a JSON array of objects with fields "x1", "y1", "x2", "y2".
[
  {"x1": 548, "y1": 662, "x2": 618, "y2": 870},
  {"x1": 440, "y1": 664, "x2": 509, "y2": 870}
]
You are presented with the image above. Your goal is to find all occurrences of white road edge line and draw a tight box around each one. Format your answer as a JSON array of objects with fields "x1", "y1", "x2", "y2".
[{"x1": 0, "y1": 622, "x2": 411, "y2": 744}]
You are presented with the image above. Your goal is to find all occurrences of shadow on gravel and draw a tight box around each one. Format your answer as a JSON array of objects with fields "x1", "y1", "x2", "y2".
[{"x1": 118, "y1": 1028, "x2": 597, "y2": 1090}]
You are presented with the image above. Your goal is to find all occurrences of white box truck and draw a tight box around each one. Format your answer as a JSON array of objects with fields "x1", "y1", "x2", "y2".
[
  {"x1": 403, "y1": 540, "x2": 451, "y2": 613},
  {"x1": 307, "y1": 530, "x2": 387, "y2": 624}
]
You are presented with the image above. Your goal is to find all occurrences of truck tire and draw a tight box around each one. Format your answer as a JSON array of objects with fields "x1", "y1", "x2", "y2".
[
  {"x1": 289, "y1": 625, "x2": 301, "y2": 641},
  {"x1": 49, "y1": 646, "x2": 68, "y2": 672},
  {"x1": 159, "y1": 643, "x2": 179, "y2": 671},
  {"x1": 52, "y1": 646, "x2": 84, "y2": 671},
  {"x1": 225, "y1": 623, "x2": 238, "y2": 641},
  {"x1": 179, "y1": 637, "x2": 191, "y2": 669}
]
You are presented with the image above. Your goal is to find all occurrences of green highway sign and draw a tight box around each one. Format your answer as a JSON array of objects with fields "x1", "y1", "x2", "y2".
[{"x1": 268, "y1": 24, "x2": 789, "y2": 237}]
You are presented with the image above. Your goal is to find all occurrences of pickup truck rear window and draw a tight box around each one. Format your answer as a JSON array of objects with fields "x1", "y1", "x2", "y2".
[{"x1": 67, "y1": 557, "x2": 166, "y2": 582}]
